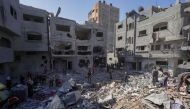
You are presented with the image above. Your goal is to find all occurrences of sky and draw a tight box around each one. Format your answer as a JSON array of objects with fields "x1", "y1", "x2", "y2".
[{"x1": 20, "y1": 0, "x2": 186, "y2": 24}]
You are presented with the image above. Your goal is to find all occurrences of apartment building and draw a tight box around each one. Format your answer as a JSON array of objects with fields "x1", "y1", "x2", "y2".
[
  {"x1": 50, "y1": 17, "x2": 106, "y2": 72},
  {"x1": 13, "y1": 4, "x2": 50, "y2": 75},
  {"x1": 0, "y1": 0, "x2": 50, "y2": 77},
  {"x1": 0, "y1": 0, "x2": 21, "y2": 74},
  {"x1": 88, "y1": 0, "x2": 119, "y2": 55},
  {"x1": 116, "y1": 0, "x2": 190, "y2": 74}
]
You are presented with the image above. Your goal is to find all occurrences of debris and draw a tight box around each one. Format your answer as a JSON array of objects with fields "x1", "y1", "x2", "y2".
[
  {"x1": 46, "y1": 95, "x2": 62, "y2": 109},
  {"x1": 63, "y1": 90, "x2": 81, "y2": 106},
  {"x1": 11, "y1": 84, "x2": 28, "y2": 102}
]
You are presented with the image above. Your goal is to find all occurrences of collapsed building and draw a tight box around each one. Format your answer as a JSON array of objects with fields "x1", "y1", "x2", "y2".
[{"x1": 115, "y1": 0, "x2": 190, "y2": 75}]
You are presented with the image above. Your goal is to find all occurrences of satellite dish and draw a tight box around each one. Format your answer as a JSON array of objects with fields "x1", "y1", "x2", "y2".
[{"x1": 55, "y1": 7, "x2": 61, "y2": 17}]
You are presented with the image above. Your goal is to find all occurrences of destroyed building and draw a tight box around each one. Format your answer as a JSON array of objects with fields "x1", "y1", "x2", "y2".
[
  {"x1": 115, "y1": 0, "x2": 190, "y2": 75},
  {"x1": 50, "y1": 17, "x2": 107, "y2": 72},
  {"x1": 88, "y1": 0, "x2": 120, "y2": 65},
  {"x1": 0, "y1": 0, "x2": 108, "y2": 76}
]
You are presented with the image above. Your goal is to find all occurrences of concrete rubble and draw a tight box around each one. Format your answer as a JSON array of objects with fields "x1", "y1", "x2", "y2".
[{"x1": 1, "y1": 71, "x2": 190, "y2": 109}]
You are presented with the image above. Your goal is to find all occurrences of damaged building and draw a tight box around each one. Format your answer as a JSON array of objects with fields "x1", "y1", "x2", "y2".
[
  {"x1": 50, "y1": 17, "x2": 107, "y2": 72},
  {"x1": 115, "y1": 0, "x2": 190, "y2": 75},
  {"x1": 88, "y1": 0, "x2": 119, "y2": 65}
]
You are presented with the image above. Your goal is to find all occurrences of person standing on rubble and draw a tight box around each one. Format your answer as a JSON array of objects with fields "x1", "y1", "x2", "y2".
[
  {"x1": 6, "y1": 76, "x2": 12, "y2": 90},
  {"x1": 27, "y1": 75, "x2": 34, "y2": 98},
  {"x1": 107, "y1": 64, "x2": 112, "y2": 80},
  {"x1": 124, "y1": 71, "x2": 129, "y2": 82},
  {"x1": 87, "y1": 66, "x2": 92, "y2": 83},
  {"x1": 152, "y1": 66, "x2": 158, "y2": 86},
  {"x1": 162, "y1": 72, "x2": 169, "y2": 88}
]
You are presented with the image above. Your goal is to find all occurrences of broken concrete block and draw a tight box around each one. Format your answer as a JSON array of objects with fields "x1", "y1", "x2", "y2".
[
  {"x1": 46, "y1": 95, "x2": 62, "y2": 109},
  {"x1": 63, "y1": 91, "x2": 81, "y2": 106}
]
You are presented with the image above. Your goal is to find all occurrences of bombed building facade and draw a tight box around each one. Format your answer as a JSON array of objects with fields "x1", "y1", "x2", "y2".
[
  {"x1": 88, "y1": 0, "x2": 119, "y2": 65},
  {"x1": 116, "y1": 0, "x2": 190, "y2": 75},
  {"x1": 0, "y1": 0, "x2": 51, "y2": 77},
  {"x1": 0, "y1": 0, "x2": 108, "y2": 75},
  {"x1": 50, "y1": 17, "x2": 107, "y2": 72}
]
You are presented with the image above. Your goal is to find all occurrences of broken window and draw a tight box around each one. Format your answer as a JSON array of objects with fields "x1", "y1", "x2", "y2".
[
  {"x1": 128, "y1": 37, "x2": 132, "y2": 44},
  {"x1": 23, "y1": 14, "x2": 44, "y2": 23},
  {"x1": 117, "y1": 48, "x2": 123, "y2": 52},
  {"x1": 67, "y1": 33, "x2": 72, "y2": 38},
  {"x1": 153, "y1": 28, "x2": 159, "y2": 32},
  {"x1": 79, "y1": 59, "x2": 89, "y2": 67},
  {"x1": 76, "y1": 27, "x2": 91, "y2": 40},
  {"x1": 25, "y1": 52, "x2": 37, "y2": 55},
  {"x1": 155, "y1": 45, "x2": 161, "y2": 50},
  {"x1": 128, "y1": 22, "x2": 134, "y2": 30},
  {"x1": 160, "y1": 25, "x2": 167, "y2": 30},
  {"x1": 96, "y1": 32, "x2": 103, "y2": 37},
  {"x1": 131, "y1": 37, "x2": 134, "y2": 44},
  {"x1": 78, "y1": 46, "x2": 88, "y2": 51},
  {"x1": 15, "y1": 55, "x2": 21, "y2": 62},
  {"x1": 56, "y1": 24, "x2": 70, "y2": 32},
  {"x1": 10, "y1": 6, "x2": 17, "y2": 19},
  {"x1": 153, "y1": 22, "x2": 168, "y2": 32},
  {"x1": 156, "y1": 61, "x2": 168, "y2": 66},
  {"x1": 139, "y1": 30, "x2": 147, "y2": 37},
  {"x1": 137, "y1": 46, "x2": 146, "y2": 51},
  {"x1": 109, "y1": 58, "x2": 112, "y2": 61},
  {"x1": 151, "y1": 45, "x2": 155, "y2": 51},
  {"x1": 27, "y1": 33, "x2": 42, "y2": 41},
  {"x1": 118, "y1": 24, "x2": 123, "y2": 29},
  {"x1": 178, "y1": 59, "x2": 183, "y2": 65},
  {"x1": 0, "y1": 37, "x2": 11, "y2": 48},
  {"x1": 65, "y1": 45, "x2": 72, "y2": 50},
  {"x1": 118, "y1": 36, "x2": 122, "y2": 40},
  {"x1": 93, "y1": 46, "x2": 103, "y2": 53},
  {"x1": 164, "y1": 44, "x2": 171, "y2": 50}
]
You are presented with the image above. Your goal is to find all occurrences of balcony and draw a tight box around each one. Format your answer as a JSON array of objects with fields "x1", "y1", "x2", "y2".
[
  {"x1": 150, "y1": 50, "x2": 182, "y2": 58},
  {"x1": 52, "y1": 50, "x2": 75, "y2": 57}
]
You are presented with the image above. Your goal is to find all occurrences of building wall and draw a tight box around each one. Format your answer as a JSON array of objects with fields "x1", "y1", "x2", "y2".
[
  {"x1": 50, "y1": 17, "x2": 107, "y2": 72},
  {"x1": 0, "y1": 32, "x2": 14, "y2": 63},
  {"x1": 116, "y1": 3, "x2": 190, "y2": 72},
  {"x1": 14, "y1": 5, "x2": 49, "y2": 51},
  {"x1": 0, "y1": 0, "x2": 21, "y2": 35},
  {"x1": 88, "y1": 1, "x2": 119, "y2": 52},
  {"x1": 115, "y1": 19, "x2": 126, "y2": 49}
]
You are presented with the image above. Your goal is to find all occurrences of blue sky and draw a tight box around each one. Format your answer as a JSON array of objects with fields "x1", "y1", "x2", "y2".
[{"x1": 20, "y1": 0, "x2": 185, "y2": 24}]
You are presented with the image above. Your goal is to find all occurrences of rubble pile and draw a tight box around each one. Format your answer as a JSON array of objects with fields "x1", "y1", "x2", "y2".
[
  {"x1": 81, "y1": 73, "x2": 153, "y2": 109},
  {"x1": 1, "y1": 71, "x2": 190, "y2": 109}
]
